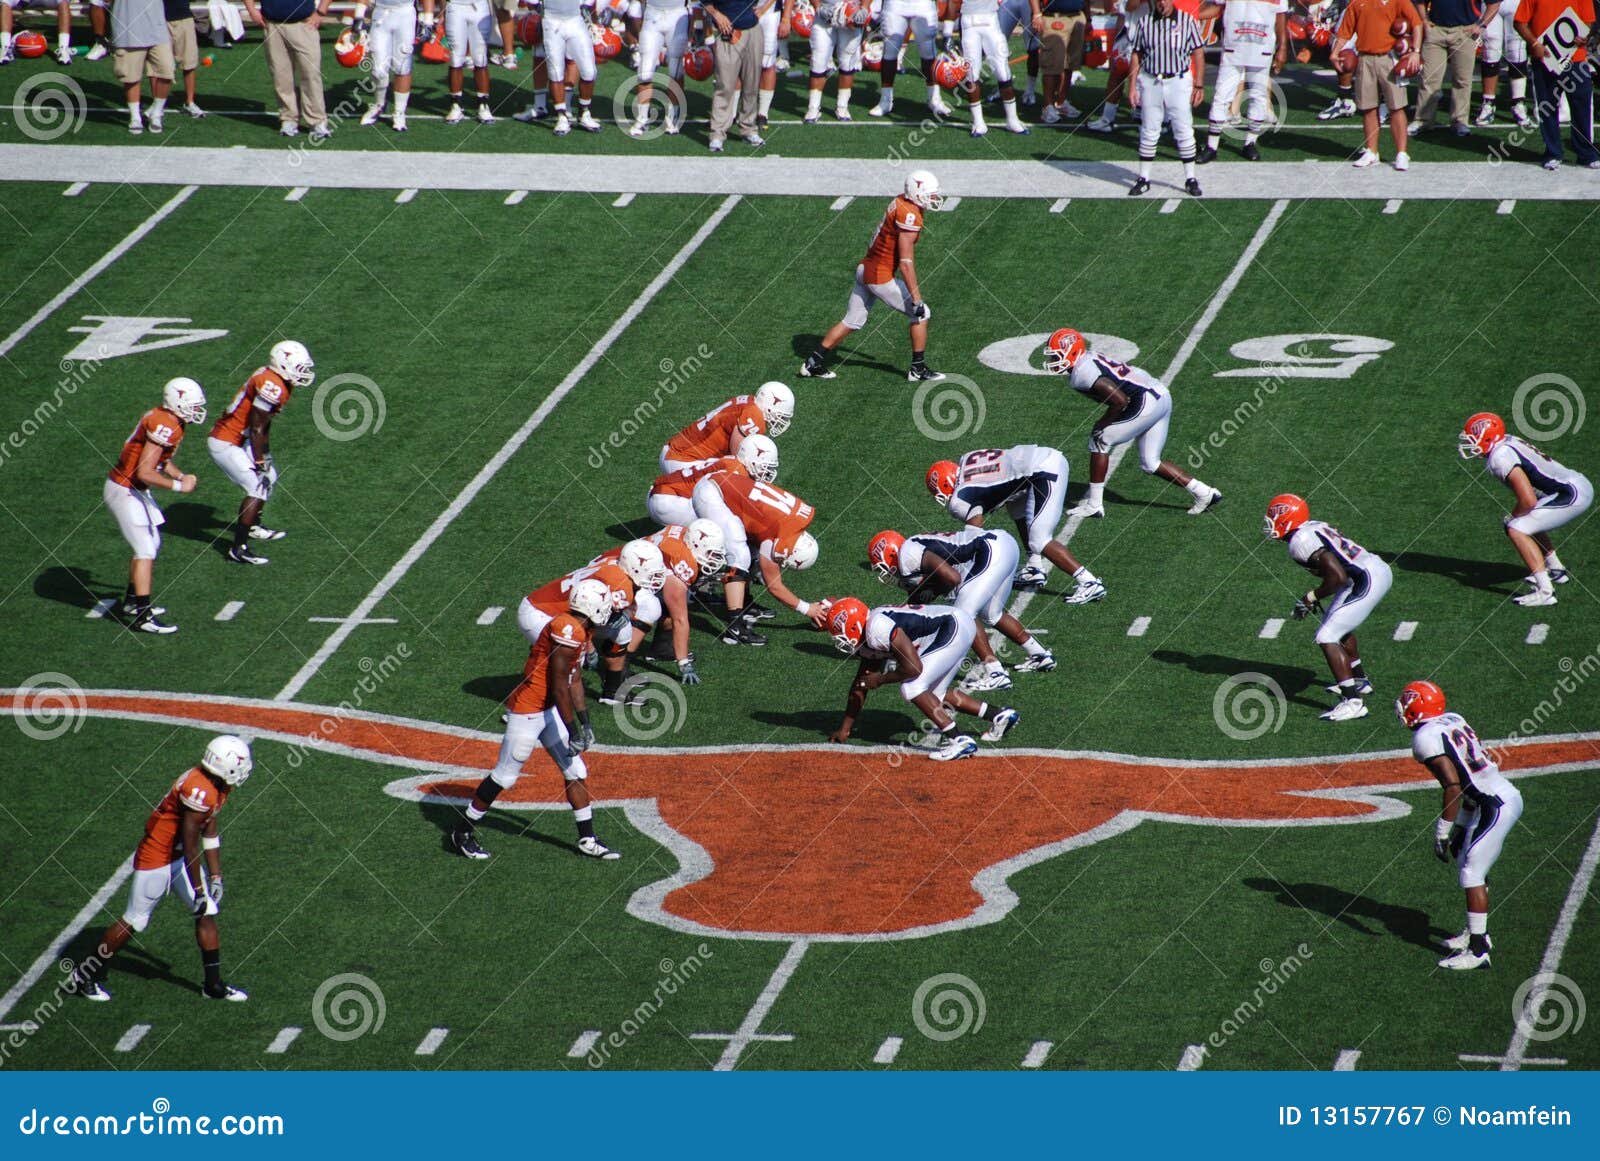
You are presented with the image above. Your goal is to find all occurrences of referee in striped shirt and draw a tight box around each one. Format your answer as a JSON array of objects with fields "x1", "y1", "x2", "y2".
[{"x1": 1126, "y1": 0, "x2": 1207, "y2": 197}]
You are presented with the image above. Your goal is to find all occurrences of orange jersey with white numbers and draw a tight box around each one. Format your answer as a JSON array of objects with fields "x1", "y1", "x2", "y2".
[
  {"x1": 707, "y1": 474, "x2": 814, "y2": 550},
  {"x1": 210, "y1": 367, "x2": 292, "y2": 448},
  {"x1": 133, "y1": 767, "x2": 229, "y2": 871},
  {"x1": 650, "y1": 456, "x2": 748, "y2": 499},
  {"x1": 593, "y1": 530, "x2": 700, "y2": 587},
  {"x1": 862, "y1": 195, "x2": 924, "y2": 285},
  {"x1": 664, "y1": 397, "x2": 767, "y2": 462},
  {"x1": 527, "y1": 562, "x2": 635, "y2": 618},
  {"x1": 109, "y1": 407, "x2": 185, "y2": 491},
  {"x1": 507, "y1": 613, "x2": 591, "y2": 715}
]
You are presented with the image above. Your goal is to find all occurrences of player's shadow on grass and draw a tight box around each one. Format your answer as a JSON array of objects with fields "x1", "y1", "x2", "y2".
[
  {"x1": 1385, "y1": 549, "x2": 1526, "y2": 594},
  {"x1": 462, "y1": 674, "x2": 521, "y2": 704},
  {"x1": 603, "y1": 519, "x2": 661, "y2": 542},
  {"x1": 1243, "y1": 877, "x2": 1449, "y2": 951},
  {"x1": 750, "y1": 707, "x2": 918, "y2": 742},
  {"x1": 34, "y1": 565, "x2": 112, "y2": 612},
  {"x1": 1149, "y1": 650, "x2": 1325, "y2": 707},
  {"x1": 415, "y1": 799, "x2": 578, "y2": 858},
  {"x1": 787, "y1": 333, "x2": 901, "y2": 378},
  {"x1": 60, "y1": 928, "x2": 201, "y2": 997},
  {"x1": 159, "y1": 502, "x2": 233, "y2": 550}
]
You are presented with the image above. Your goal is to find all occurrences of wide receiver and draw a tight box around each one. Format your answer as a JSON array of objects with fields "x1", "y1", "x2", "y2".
[
  {"x1": 1396, "y1": 680, "x2": 1523, "y2": 970},
  {"x1": 827, "y1": 599, "x2": 1019, "y2": 761},
  {"x1": 927, "y1": 445, "x2": 1107, "y2": 605},
  {"x1": 208, "y1": 340, "x2": 315, "y2": 566},
  {"x1": 801, "y1": 170, "x2": 945, "y2": 384},
  {"x1": 868, "y1": 526, "x2": 1056, "y2": 691},
  {"x1": 76, "y1": 735, "x2": 254, "y2": 1002},
  {"x1": 1045, "y1": 328, "x2": 1223, "y2": 518},
  {"x1": 659, "y1": 382, "x2": 793, "y2": 471},
  {"x1": 452, "y1": 578, "x2": 622, "y2": 860},
  {"x1": 692, "y1": 472, "x2": 827, "y2": 644},
  {"x1": 104, "y1": 377, "x2": 206, "y2": 635},
  {"x1": 1459, "y1": 412, "x2": 1592, "y2": 608},
  {"x1": 646, "y1": 435, "x2": 776, "y2": 525},
  {"x1": 1265, "y1": 493, "x2": 1392, "y2": 721}
]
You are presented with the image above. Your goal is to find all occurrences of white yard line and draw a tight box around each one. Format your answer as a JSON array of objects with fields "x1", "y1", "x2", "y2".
[
  {"x1": 1333, "y1": 1048, "x2": 1361, "y2": 1070},
  {"x1": 285, "y1": 187, "x2": 308, "y2": 202},
  {"x1": 1382, "y1": 199, "x2": 1403, "y2": 214},
  {"x1": 415, "y1": 1027, "x2": 449, "y2": 1055},
  {"x1": 1177, "y1": 1044, "x2": 1206, "y2": 1071},
  {"x1": 1260, "y1": 617, "x2": 1284, "y2": 639},
  {"x1": 1497, "y1": 199, "x2": 1516, "y2": 214},
  {"x1": 612, "y1": 192, "x2": 635, "y2": 207},
  {"x1": 873, "y1": 1035, "x2": 903, "y2": 1064},
  {"x1": 568, "y1": 1029, "x2": 601, "y2": 1058},
  {"x1": 1393, "y1": 620, "x2": 1417, "y2": 641},
  {"x1": 1127, "y1": 616, "x2": 1151, "y2": 637},
  {"x1": 1462, "y1": 1053, "x2": 1566, "y2": 1066},
  {"x1": 274, "y1": 193, "x2": 739, "y2": 703},
  {"x1": 395, "y1": 188, "x2": 418, "y2": 204},
  {"x1": 114, "y1": 1023, "x2": 151, "y2": 1052},
  {"x1": 504, "y1": 190, "x2": 528, "y2": 205},
  {"x1": 0, "y1": 185, "x2": 197, "y2": 361},
  {"x1": 0, "y1": 857, "x2": 131, "y2": 1025},
  {"x1": 708, "y1": 938, "x2": 807, "y2": 1072},
  {"x1": 1501, "y1": 814, "x2": 1600, "y2": 1071},
  {"x1": 1021, "y1": 1039, "x2": 1053, "y2": 1069},
  {"x1": 265, "y1": 1026, "x2": 302, "y2": 1054},
  {"x1": 1160, "y1": 199, "x2": 1181, "y2": 214},
  {"x1": 63, "y1": 182, "x2": 87, "y2": 197},
  {"x1": 1526, "y1": 623, "x2": 1549, "y2": 645},
  {"x1": 1049, "y1": 198, "x2": 1070, "y2": 213},
  {"x1": 829, "y1": 195, "x2": 853, "y2": 211}
]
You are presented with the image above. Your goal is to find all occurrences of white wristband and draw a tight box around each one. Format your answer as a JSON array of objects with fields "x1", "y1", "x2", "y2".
[
  {"x1": 796, "y1": 600, "x2": 811, "y2": 617},
  {"x1": 1435, "y1": 818, "x2": 1452, "y2": 841},
  {"x1": 172, "y1": 478, "x2": 185, "y2": 493},
  {"x1": 202, "y1": 834, "x2": 221, "y2": 850}
]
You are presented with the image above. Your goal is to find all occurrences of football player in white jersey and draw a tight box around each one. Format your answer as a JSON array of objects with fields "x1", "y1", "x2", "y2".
[
  {"x1": 804, "y1": 0, "x2": 868, "y2": 120},
  {"x1": 871, "y1": 0, "x2": 952, "y2": 119},
  {"x1": 926, "y1": 445, "x2": 1107, "y2": 605},
  {"x1": 1045, "y1": 328, "x2": 1223, "y2": 518},
  {"x1": 755, "y1": 0, "x2": 795, "y2": 128},
  {"x1": 826, "y1": 599, "x2": 1019, "y2": 760},
  {"x1": 1265, "y1": 493, "x2": 1393, "y2": 721},
  {"x1": 630, "y1": 0, "x2": 691, "y2": 135},
  {"x1": 1476, "y1": 0, "x2": 1532, "y2": 128},
  {"x1": 542, "y1": 0, "x2": 605, "y2": 134},
  {"x1": 1196, "y1": 0, "x2": 1287, "y2": 161},
  {"x1": 948, "y1": 0, "x2": 1030, "y2": 134},
  {"x1": 359, "y1": 0, "x2": 432, "y2": 130},
  {"x1": 1396, "y1": 680, "x2": 1523, "y2": 970},
  {"x1": 868, "y1": 526, "x2": 1056, "y2": 691},
  {"x1": 1461, "y1": 412, "x2": 1593, "y2": 607},
  {"x1": 997, "y1": 0, "x2": 1041, "y2": 105},
  {"x1": 445, "y1": 0, "x2": 498, "y2": 122}
]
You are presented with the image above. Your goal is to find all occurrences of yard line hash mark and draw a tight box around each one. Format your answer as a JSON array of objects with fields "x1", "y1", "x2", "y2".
[
  {"x1": 1021, "y1": 1040, "x2": 1052, "y2": 1069},
  {"x1": 874, "y1": 1036, "x2": 903, "y2": 1064},
  {"x1": 265, "y1": 1027, "x2": 302, "y2": 1054},
  {"x1": 115, "y1": 1024, "x2": 151, "y2": 1053},
  {"x1": 476, "y1": 606, "x2": 504, "y2": 626},
  {"x1": 568, "y1": 1030, "x2": 601, "y2": 1058}
]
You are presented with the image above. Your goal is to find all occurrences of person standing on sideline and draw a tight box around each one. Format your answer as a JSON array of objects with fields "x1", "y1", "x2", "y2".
[
  {"x1": 1126, "y1": 0, "x2": 1207, "y2": 196},
  {"x1": 1336, "y1": 0, "x2": 1422, "y2": 169},
  {"x1": 1034, "y1": 0, "x2": 1089, "y2": 122},
  {"x1": 110, "y1": 0, "x2": 175, "y2": 134},
  {"x1": 1414, "y1": 0, "x2": 1497, "y2": 136},
  {"x1": 242, "y1": 0, "x2": 332, "y2": 139},
  {"x1": 1515, "y1": 0, "x2": 1598, "y2": 169},
  {"x1": 703, "y1": 0, "x2": 767, "y2": 150},
  {"x1": 1197, "y1": 0, "x2": 1288, "y2": 161},
  {"x1": 164, "y1": 0, "x2": 208, "y2": 118}
]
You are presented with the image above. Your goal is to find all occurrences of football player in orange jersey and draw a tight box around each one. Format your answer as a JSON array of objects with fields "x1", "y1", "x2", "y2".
[
  {"x1": 801, "y1": 170, "x2": 944, "y2": 383},
  {"x1": 103, "y1": 377, "x2": 206, "y2": 635},
  {"x1": 645, "y1": 434, "x2": 779, "y2": 527},
  {"x1": 207, "y1": 340, "x2": 314, "y2": 566},
  {"x1": 691, "y1": 472, "x2": 828, "y2": 645},
  {"x1": 597, "y1": 522, "x2": 726, "y2": 684},
  {"x1": 75, "y1": 736, "x2": 254, "y2": 1002},
  {"x1": 451, "y1": 579, "x2": 622, "y2": 860},
  {"x1": 658, "y1": 383, "x2": 794, "y2": 472}
]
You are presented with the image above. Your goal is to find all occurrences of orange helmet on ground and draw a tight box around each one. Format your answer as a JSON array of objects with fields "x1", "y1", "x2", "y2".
[
  {"x1": 868, "y1": 531, "x2": 905, "y2": 581},
  {"x1": 1395, "y1": 680, "x2": 1446, "y2": 727},
  {"x1": 932, "y1": 52, "x2": 968, "y2": 89},
  {"x1": 1044, "y1": 328, "x2": 1088, "y2": 375},
  {"x1": 684, "y1": 46, "x2": 713, "y2": 80},
  {"x1": 926, "y1": 461, "x2": 959, "y2": 505},
  {"x1": 1459, "y1": 412, "x2": 1506, "y2": 459},
  {"x1": 335, "y1": 29, "x2": 366, "y2": 68},
  {"x1": 829, "y1": 597, "x2": 870, "y2": 654},
  {"x1": 1264, "y1": 493, "x2": 1310, "y2": 540}
]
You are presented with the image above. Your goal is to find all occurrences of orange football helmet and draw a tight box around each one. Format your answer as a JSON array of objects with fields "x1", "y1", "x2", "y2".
[
  {"x1": 792, "y1": 0, "x2": 815, "y2": 37},
  {"x1": 829, "y1": 597, "x2": 870, "y2": 655},
  {"x1": 1459, "y1": 412, "x2": 1506, "y2": 459},
  {"x1": 335, "y1": 29, "x2": 366, "y2": 68},
  {"x1": 932, "y1": 52, "x2": 969, "y2": 90},
  {"x1": 14, "y1": 31, "x2": 47, "y2": 58},
  {"x1": 867, "y1": 531, "x2": 905, "y2": 581},
  {"x1": 1395, "y1": 680, "x2": 1446, "y2": 728},
  {"x1": 684, "y1": 46, "x2": 713, "y2": 81},
  {"x1": 1264, "y1": 493, "x2": 1310, "y2": 540},
  {"x1": 1043, "y1": 328, "x2": 1088, "y2": 375},
  {"x1": 592, "y1": 24, "x2": 623, "y2": 61},
  {"x1": 926, "y1": 461, "x2": 959, "y2": 506},
  {"x1": 842, "y1": 0, "x2": 873, "y2": 26}
]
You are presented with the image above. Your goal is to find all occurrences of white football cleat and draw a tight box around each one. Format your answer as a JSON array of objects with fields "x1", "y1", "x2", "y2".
[
  {"x1": 1441, "y1": 929, "x2": 1473, "y2": 952},
  {"x1": 553, "y1": 111, "x2": 572, "y2": 136},
  {"x1": 1514, "y1": 588, "x2": 1557, "y2": 607},
  {"x1": 869, "y1": 98, "x2": 892, "y2": 118},
  {"x1": 961, "y1": 667, "x2": 1012, "y2": 693},
  {"x1": 1014, "y1": 565, "x2": 1049, "y2": 590},
  {"x1": 361, "y1": 104, "x2": 384, "y2": 126},
  {"x1": 980, "y1": 707, "x2": 1019, "y2": 743},
  {"x1": 1068, "y1": 501, "x2": 1105, "y2": 519},
  {"x1": 630, "y1": 119, "x2": 649, "y2": 138},
  {"x1": 1320, "y1": 698, "x2": 1369, "y2": 722},
  {"x1": 445, "y1": 103, "x2": 465, "y2": 124},
  {"x1": 392, "y1": 111, "x2": 407, "y2": 132},
  {"x1": 929, "y1": 734, "x2": 979, "y2": 762},
  {"x1": 204, "y1": 983, "x2": 249, "y2": 1001},
  {"x1": 929, "y1": 95, "x2": 951, "y2": 118},
  {"x1": 1187, "y1": 486, "x2": 1223, "y2": 515},
  {"x1": 577, "y1": 836, "x2": 621, "y2": 860},
  {"x1": 1549, "y1": 568, "x2": 1570, "y2": 584},
  {"x1": 1062, "y1": 578, "x2": 1107, "y2": 606},
  {"x1": 477, "y1": 104, "x2": 496, "y2": 123},
  {"x1": 1014, "y1": 652, "x2": 1056, "y2": 673},
  {"x1": 577, "y1": 110, "x2": 603, "y2": 132},
  {"x1": 1438, "y1": 947, "x2": 1491, "y2": 970},
  {"x1": 1323, "y1": 678, "x2": 1374, "y2": 697}
]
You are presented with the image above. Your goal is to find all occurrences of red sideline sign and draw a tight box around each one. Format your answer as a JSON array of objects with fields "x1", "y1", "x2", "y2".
[{"x1": 1538, "y1": 7, "x2": 1592, "y2": 72}]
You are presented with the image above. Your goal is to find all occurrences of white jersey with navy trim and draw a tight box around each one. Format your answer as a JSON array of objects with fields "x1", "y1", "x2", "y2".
[
  {"x1": 1068, "y1": 352, "x2": 1167, "y2": 398},
  {"x1": 898, "y1": 526, "x2": 1004, "y2": 587},
  {"x1": 945, "y1": 444, "x2": 1060, "y2": 522},
  {"x1": 1485, "y1": 436, "x2": 1590, "y2": 504},
  {"x1": 1287, "y1": 520, "x2": 1374, "y2": 597},
  {"x1": 1411, "y1": 713, "x2": 1516, "y2": 804},
  {"x1": 863, "y1": 603, "x2": 965, "y2": 657}
]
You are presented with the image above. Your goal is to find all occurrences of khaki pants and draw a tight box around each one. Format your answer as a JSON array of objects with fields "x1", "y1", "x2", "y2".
[
  {"x1": 1354, "y1": 51, "x2": 1405, "y2": 113},
  {"x1": 262, "y1": 19, "x2": 326, "y2": 128},
  {"x1": 709, "y1": 29, "x2": 762, "y2": 141},
  {"x1": 1039, "y1": 12, "x2": 1086, "y2": 80},
  {"x1": 1415, "y1": 23, "x2": 1477, "y2": 127}
]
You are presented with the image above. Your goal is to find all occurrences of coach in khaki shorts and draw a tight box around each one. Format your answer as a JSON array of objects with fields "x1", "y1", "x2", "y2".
[
  {"x1": 112, "y1": 0, "x2": 175, "y2": 135},
  {"x1": 164, "y1": 0, "x2": 206, "y2": 117},
  {"x1": 1336, "y1": 0, "x2": 1422, "y2": 168},
  {"x1": 1033, "y1": 0, "x2": 1088, "y2": 122}
]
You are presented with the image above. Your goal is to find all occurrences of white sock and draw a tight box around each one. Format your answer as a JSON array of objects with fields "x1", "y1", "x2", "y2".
[
  {"x1": 1467, "y1": 911, "x2": 1488, "y2": 936},
  {"x1": 1138, "y1": 158, "x2": 1152, "y2": 179},
  {"x1": 806, "y1": 88, "x2": 822, "y2": 115},
  {"x1": 1206, "y1": 132, "x2": 1220, "y2": 150},
  {"x1": 150, "y1": 96, "x2": 166, "y2": 115},
  {"x1": 758, "y1": 88, "x2": 774, "y2": 117},
  {"x1": 128, "y1": 101, "x2": 141, "y2": 121},
  {"x1": 1182, "y1": 159, "x2": 1196, "y2": 179},
  {"x1": 1073, "y1": 566, "x2": 1096, "y2": 583},
  {"x1": 395, "y1": 90, "x2": 409, "y2": 113},
  {"x1": 1086, "y1": 482, "x2": 1105, "y2": 505},
  {"x1": 372, "y1": 80, "x2": 390, "y2": 110},
  {"x1": 465, "y1": 802, "x2": 487, "y2": 822},
  {"x1": 1003, "y1": 97, "x2": 1020, "y2": 126},
  {"x1": 1102, "y1": 101, "x2": 1117, "y2": 119},
  {"x1": 1185, "y1": 478, "x2": 1209, "y2": 497},
  {"x1": 838, "y1": 88, "x2": 851, "y2": 111},
  {"x1": 572, "y1": 804, "x2": 593, "y2": 823},
  {"x1": 1027, "y1": 553, "x2": 1046, "y2": 571},
  {"x1": 1532, "y1": 569, "x2": 1552, "y2": 592},
  {"x1": 1511, "y1": 77, "x2": 1526, "y2": 101},
  {"x1": 1, "y1": 32, "x2": 12, "y2": 52},
  {"x1": 986, "y1": 658, "x2": 1005, "y2": 673},
  {"x1": 1546, "y1": 551, "x2": 1564, "y2": 571},
  {"x1": 534, "y1": 88, "x2": 548, "y2": 111},
  {"x1": 1022, "y1": 637, "x2": 1048, "y2": 657},
  {"x1": 878, "y1": 90, "x2": 892, "y2": 109},
  {"x1": 927, "y1": 83, "x2": 940, "y2": 105},
  {"x1": 969, "y1": 102, "x2": 985, "y2": 130},
  {"x1": 58, "y1": 32, "x2": 70, "y2": 49}
]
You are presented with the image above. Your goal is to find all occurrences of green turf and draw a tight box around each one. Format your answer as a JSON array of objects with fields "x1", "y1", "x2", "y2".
[{"x1": 0, "y1": 184, "x2": 1597, "y2": 1070}]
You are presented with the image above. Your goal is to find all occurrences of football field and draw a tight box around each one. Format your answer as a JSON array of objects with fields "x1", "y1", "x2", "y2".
[{"x1": 0, "y1": 167, "x2": 1598, "y2": 1072}]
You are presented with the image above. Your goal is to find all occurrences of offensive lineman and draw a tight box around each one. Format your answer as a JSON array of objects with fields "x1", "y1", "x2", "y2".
[
  {"x1": 1396, "y1": 681, "x2": 1523, "y2": 970},
  {"x1": 1197, "y1": 0, "x2": 1287, "y2": 161},
  {"x1": 1045, "y1": 329, "x2": 1223, "y2": 517}
]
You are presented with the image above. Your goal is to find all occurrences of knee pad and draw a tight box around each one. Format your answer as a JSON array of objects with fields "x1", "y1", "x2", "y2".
[
  {"x1": 563, "y1": 755, "x2": 588, "y2": 783},
  {"x1": 122, "y1": 909, "x2": 151, "y2": 934}
]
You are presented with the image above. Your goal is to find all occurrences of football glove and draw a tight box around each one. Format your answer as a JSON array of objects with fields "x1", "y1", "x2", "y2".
[
  {"x1": 209, "y1": 875, "x2": 224, "y2": 907},
  {"x1": 678, "y1": 654, "x2": 701, "y2": 686},
  {"x1": 1291, "y1": 594, "x2": 1321, "y2": 620},
  {"x1": 569, "y1": 724, "x2": 590, "y2": 753},
  {"x1": 419, "y1": 16, "x2": 436, "y2": 39},
  {"x1": 910, "y1": 300, "x2": 933, "y2": 324}
]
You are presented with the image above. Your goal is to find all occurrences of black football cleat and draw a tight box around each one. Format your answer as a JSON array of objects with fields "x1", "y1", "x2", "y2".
[
  {"x1": 1185, "y1": 177, "x2": 1203, "y2": 197},
  {"x1": 1242, "y1": 141, "x2": 1261, "y2": 161},
  {"x1": 1128, "y1": 177, "x2": 1151, "y2": 196},
  {"x1": 227, "y1": 545, "x2": 270, "y2": 566},
  {"x1": 203, "y1": 982, "x2": 249, "y2": 1002},
  {"x1": 130, "y1": 610, "x2": 179, "y2": 635},
  {"x1": 449, "y1": 824, "x2": 491, "y2": 860},
  {"x1": 907, "y1": 364, "x2": 945, "y2": 383},
  {"x1": 1196, "y1": 146, "x2": 1217, "y2": 165},
  {"x1": 742, "y1": 602, "x2": 777, "y2": 621},
  {"x1": 719, "y1": 619, "x2": 768, "y2": 646}
]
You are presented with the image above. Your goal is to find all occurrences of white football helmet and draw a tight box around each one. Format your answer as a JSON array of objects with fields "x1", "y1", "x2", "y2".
[
  {"x1": 200, "y1": 734, "x2": 253, "y2": 786},
  {"x1": 780, "y1": 531, "x2": 819, "y2": 571},
  {"x1": 753, "y1": 381, "x2": 794, "y2": 437},
  {"x1": 685, "y1": 519, "x2": 727, "y2": 573},
  {"x1": 568, "y1": 577, "x2": 613, "y2": 625},
  {"x1": 736, "y1": 433, "x2": 780, "y2": 483},
  {"x1": 904, "y1": 170, "x2": 944, "y2": 211},
  {"x1": 162, "y1": 377, "x2": 208, "y2": 425},
  {"x1": 619, "y1": 539, "x2": 669, "y2": 592},
  {"x1": 269, "y1": 340, "x2": 316, "y2": 388}
]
